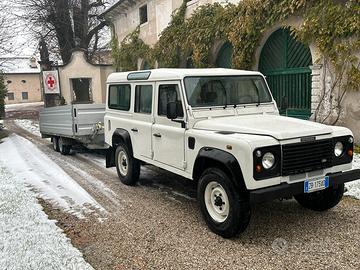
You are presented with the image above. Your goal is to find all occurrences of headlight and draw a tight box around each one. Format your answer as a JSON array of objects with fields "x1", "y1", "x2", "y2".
[
  {"x1": 262, "y1": 152, "x2": 275, "y2": 169},
  {"x1": 334, "y1": 141, "x2": 344, "y2": 157}
]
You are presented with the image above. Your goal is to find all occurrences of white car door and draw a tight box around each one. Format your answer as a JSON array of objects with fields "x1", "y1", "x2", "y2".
[
  {"x1": 152, "y1": 81, "x2": 186, "y2": 170},
  {"x1": 130, "y1": 83, "x2": 154, "y2": 159}
]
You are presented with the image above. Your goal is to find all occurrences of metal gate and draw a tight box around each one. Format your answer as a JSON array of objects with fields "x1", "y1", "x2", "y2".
[{"x1": 259, "y1": 28, "x2": 312, "y2": 119}]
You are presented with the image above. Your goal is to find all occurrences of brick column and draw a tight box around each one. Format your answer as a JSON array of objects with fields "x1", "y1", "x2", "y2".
[{"x1": 309, "y1": 64, "x2": 322, "y2": 121}]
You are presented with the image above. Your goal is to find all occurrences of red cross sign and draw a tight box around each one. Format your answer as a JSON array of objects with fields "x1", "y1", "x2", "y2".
[
  {"x1": 43, "y1": 71, "x2": 60, "y2": 94},
  {"x1": 46, "y1": 74, "x2": 56, "y2": 90}
]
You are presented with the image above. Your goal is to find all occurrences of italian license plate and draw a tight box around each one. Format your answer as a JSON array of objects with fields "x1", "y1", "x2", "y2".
[{"x1": 304, "y1": 176, "x2": 329, "y2": 193}]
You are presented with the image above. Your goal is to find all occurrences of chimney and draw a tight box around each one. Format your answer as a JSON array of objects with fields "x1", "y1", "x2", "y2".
[{"x1": 30, "y1": 57, "x2": 37, "y2": 68}]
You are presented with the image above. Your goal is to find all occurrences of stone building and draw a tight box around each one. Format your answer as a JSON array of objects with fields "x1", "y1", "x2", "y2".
[
  {"x1": 103, "y1": 0, "x2": 360, "y2": 141},
  {"x1": 1, "y1": 56, "x2": 42, "y2": 104}
]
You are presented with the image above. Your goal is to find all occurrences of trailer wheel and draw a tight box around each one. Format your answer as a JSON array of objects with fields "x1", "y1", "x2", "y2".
[
  {"x1": 115, "y1": 142, "x2": 140, "y2": 185},
  {"x1": 58, "y1": 137, "x2": 71, "y2": 155},
  {"x1": 52, "y1": 137, "x2": 59, "y2": 152}
]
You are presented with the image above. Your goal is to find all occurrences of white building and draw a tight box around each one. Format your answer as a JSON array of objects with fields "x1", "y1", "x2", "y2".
[{"x1": 103, "y1": 0, "x2": 360, "y2": 142}]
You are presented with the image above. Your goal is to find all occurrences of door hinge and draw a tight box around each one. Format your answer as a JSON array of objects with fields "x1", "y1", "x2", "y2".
[{"x1": 183, "y1": 161, "x2": 187, "y2": 169}]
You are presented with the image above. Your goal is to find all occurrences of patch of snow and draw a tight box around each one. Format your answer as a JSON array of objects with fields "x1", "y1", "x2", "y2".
[
  {"x1": 14, "y1": 119, "x2": 41, "y2": 137},
  {"x1": 0, "y1": 134, "x2": 105, "y2": 217},
  {"x1": 345, "y1": 153, "x2": 360, "y2": 200},
  {"x1": 0, "y1": 165, "x2": 94, "y2": 270},
  {"x1": 5, "y1": 101, "x2": 44, "y2": 111}
]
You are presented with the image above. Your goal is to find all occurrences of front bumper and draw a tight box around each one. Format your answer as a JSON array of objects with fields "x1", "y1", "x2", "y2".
[{"x1": 249, "y1": 169, "x2": 360, "y2": 204}]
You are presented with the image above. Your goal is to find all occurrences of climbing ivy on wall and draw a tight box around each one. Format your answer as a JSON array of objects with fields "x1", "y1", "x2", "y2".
[
  {"x1": 111, "y1": 0, "x2": 359, "y2": 74},
  {"x1": 293, "y1": 0, "x2": 360, "y2": 124},
  {"x1": 111, "y1": 27, "x2": 152, "y2": 71}
]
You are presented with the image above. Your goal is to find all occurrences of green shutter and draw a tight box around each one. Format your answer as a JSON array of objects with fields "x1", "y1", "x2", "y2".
[{"x1": 259, "y1": 28, "x2": 312, "y2": 119}]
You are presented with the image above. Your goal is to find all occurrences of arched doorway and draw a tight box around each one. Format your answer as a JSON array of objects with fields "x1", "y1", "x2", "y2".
[
  {"x1": 259, "y1": 28, "x2": 312, "y2": 119},
  {"x1": 140, "y1": 60, "x2": 150, "y2": 70},
  {"x1": 215, "y1": 42, "x2": 233, "y2": 68}
]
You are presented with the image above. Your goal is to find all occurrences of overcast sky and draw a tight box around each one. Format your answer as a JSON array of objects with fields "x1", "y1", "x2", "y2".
[{"x1": 0, "y1": 0, "x2": 117, "y2": 57}]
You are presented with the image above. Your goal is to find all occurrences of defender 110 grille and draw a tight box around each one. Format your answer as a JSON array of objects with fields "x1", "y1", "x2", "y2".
[{"x1": 282, "y1": 139, "x2": 333, "y2": 176}]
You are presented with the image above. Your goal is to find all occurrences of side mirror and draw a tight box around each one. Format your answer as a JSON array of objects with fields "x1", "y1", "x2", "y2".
[{"x1": 166, "y1": 102, "x2": 178, "y2": 119}]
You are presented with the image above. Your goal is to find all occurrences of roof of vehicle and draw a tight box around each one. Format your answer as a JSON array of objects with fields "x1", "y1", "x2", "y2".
[{"x1": 106, "y1": 68, "x2": 263, "y2": 83}]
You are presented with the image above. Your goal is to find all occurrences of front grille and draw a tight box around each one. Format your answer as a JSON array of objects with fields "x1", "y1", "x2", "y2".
[{"x1": 282, "y1": 139, "x2": 333, "y2": 176}]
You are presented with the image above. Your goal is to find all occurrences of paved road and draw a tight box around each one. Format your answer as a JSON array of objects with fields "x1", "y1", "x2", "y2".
[{"x1": 5, "y1": 119, "x2": 360, "y2": 270}]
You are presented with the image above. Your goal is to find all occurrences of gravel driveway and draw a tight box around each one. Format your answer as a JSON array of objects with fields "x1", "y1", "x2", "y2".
[{"x1": 5, "y1": 119, "x2": 360, "y2": 270}]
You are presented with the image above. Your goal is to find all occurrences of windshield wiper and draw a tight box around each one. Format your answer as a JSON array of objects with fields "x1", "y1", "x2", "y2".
[
  {"x1": 213, "y1": 80, "x2": 228, "y2": 109},
  {"x1": 251, "y1": 81, "x2": 261, "y2": 106}
]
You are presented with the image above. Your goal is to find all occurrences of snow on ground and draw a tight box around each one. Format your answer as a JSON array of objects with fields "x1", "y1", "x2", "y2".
[
  {"x1": 0, "y1": 165, "x2": 94, "y2": 270},
  {"x1": 345, "y1": 153, "x2": 360, "y2": 200},
  {"x1": 0, "y1": 134, "x2": 105, "y2": 217},
  {"x1": 14, "y1": 119, "x2": 41, "y2": 137},
  {"x1": 5, "y1": 101, "x2": 44, "y2": 111}
]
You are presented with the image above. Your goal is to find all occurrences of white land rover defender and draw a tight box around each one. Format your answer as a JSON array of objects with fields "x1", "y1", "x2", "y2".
[{"x1": 104, "y1": 68, "x2": 360, "y2": 238}]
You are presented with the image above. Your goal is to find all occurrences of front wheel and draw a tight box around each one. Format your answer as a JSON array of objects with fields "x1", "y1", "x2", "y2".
[
  {"x1": 115, "y1": 142, "x2": 140, "y2": 185},
  {"x1": 294, "y1": 184, "x2": 344, "y2": 211},
  {"x1": 198, "y1": 168, "x2": 250, "y2": 238}
]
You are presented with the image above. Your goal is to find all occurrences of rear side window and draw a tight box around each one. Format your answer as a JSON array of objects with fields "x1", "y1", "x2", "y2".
[
  {"x1": 108, "y1": 84, "x2": 131, "y2": 110},
  {"x1": 135, "y1": 85, "x2": 153, "y2": 114}
]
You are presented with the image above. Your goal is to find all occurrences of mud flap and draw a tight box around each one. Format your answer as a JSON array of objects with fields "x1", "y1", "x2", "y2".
[{"x1": 106, "y1": 146, "x2": 115, "y2": 168}]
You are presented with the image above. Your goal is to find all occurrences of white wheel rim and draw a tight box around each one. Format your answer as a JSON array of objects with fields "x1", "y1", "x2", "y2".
[
  {"x1": 204, "y1": 181, "x2": 230, "y2": 223},
  {"x1": 53, "y1": 138, "x2": 57, "y2": 150},
  {"x1": 118, "y1": 150, "x2": 128, "y2": 176}
]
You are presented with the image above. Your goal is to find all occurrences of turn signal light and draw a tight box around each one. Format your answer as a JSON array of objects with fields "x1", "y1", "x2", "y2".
[
  {"x1": 347, "y1": 149, "x2": 353, "y2": 157},
  {"x1": 255, "y1": 165, "x2": 262, "y2": 173}
]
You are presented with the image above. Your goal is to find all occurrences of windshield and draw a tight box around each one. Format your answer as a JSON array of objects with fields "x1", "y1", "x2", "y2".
[{"x1": 184, "y1": 76, "x2": 272, "y2": 108}]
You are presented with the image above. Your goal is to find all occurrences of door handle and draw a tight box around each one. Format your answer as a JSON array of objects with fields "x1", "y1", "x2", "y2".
[
  {"x1": 153, "y1": 133, "x2": 161, "y2": 138},
  {"x1": 131, "y1": 128, "x2": 138, "y2": 132}
]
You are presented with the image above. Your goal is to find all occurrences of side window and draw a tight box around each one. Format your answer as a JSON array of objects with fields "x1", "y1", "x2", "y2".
[
  {"x1": 108, "y1": 84, "x2": 131, "y2": 111},
  {"x1": 139, "y1": 5, "x2": 148, "y2": 25},
  {"x1": 158, "y1": 84, "x2": 184, "y2": 117},
  {"x1": 22, "y1": 92, "x2": 28, "y2": 100},
  {"x1": 135, "y1": 85, "x2": 152, "y2": 114},
  {"x1": 7, "y1": 92, "x2": 14, "y2": 100}
]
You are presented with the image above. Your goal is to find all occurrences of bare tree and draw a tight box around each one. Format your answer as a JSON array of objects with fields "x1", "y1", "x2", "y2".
[
  {"x1": 18, "y1": 0, "x2": 114, "y2": 64},
  {"x1": 0, "y1": 2, "x2": 15, "y2": 118},
  {"x1": 0, "y1": 2, "x2": 17, "y2": 61}
]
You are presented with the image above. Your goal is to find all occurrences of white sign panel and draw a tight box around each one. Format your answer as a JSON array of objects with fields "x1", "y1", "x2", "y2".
[{"x1": 43, "y1": 70, "x2": 60, "y2": 94}]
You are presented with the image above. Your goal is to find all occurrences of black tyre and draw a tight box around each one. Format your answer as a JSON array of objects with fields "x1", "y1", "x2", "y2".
[
  {"x1": 58, "y1": 137, "x2": 71, "y2": 155},
  {"x1": 52, "y1": 137, "x2": 59, "y2": 152},
  {"x1": 294, "y1": 184, "x2": 344, "y2": 211},
  {"x1": 198, "y1": 168, "x2": 251, "y2": 238},
  {"x1": 115, "y1": 142, "x2": 140, "y2": 185}
]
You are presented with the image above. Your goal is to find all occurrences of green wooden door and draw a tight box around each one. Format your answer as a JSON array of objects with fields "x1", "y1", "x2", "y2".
[
  {"x1": 259, "y1": 28, "x2": 312, "y2": 119},
  {"x1": 216, "y1": 42, "x2": 233, "y2": 68}
]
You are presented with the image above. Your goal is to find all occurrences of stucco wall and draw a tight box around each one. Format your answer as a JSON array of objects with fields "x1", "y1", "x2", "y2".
[
  {"x1": 58, "y1": 51, "x2": 114, "y2": 104},
  {"x1": 113, "y1": 0, "x2": 183, "y2": 46},
  {"x1": 341, "y1": 90, "x2": 360, "y2": 143},
  {"x1": 4, "y1": 73, "x2": 42, "y2": 104}
]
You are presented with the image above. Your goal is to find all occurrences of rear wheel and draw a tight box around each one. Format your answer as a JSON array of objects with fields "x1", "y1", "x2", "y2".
[
  {"x1": 52, "y1": 137, "x2": 59, "y2": 152},
  {"x1": 294, "y1": 184, "x2": 344, "y2": 211},
  {"x1": 58, "y1": 137, "x2": 71, "y2": 155},
  {"x1": 115, "y1": 142, "x2": 140, "y2": 185},
  {"x1": 198, "y1": 168, "x2": 250, "y2": 238}
]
